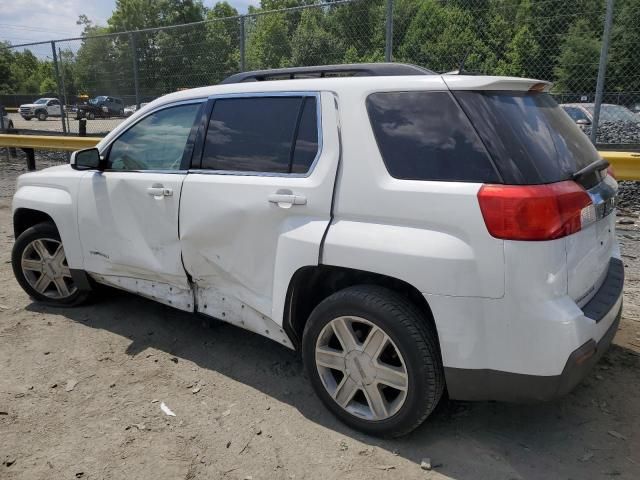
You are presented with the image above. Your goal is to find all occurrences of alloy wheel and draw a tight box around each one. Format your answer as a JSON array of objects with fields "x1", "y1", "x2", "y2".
[
  {"x1": 315, "y1": 316, "x2": 408, "y2": 421},
  {"x1": 21, "y1": 238, "x2": 76, "y2": 299}
]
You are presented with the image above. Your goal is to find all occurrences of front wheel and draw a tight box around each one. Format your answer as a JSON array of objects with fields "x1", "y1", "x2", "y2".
[
  {"x1": 37, "y1": 111, "x2": 48, "y2": 121},
  {"x1": 12, "y1": 222, "x2": 90, "y2": 306},
  {"x1": 302, "y1": 285, "x2": 444, "y2": 437},
  {"x1": 86, "y1": 111, "x2": 95, "y2": 120}
]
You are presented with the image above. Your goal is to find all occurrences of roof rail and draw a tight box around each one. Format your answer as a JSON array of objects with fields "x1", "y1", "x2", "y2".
[{"x1": 220, "y1": 63, "x2": 434, "y2": 84}]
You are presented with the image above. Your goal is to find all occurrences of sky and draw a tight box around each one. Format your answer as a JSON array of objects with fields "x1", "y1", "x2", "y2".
[{"x1": 0, "y1": 0, "x2": 261, "y2": 46}]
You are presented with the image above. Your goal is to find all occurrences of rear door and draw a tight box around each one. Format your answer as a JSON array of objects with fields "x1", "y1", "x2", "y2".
[
  {"x1": 77, "y1": 100, "x2": 203, "y2": 310},
  {"x1": 180, "y1": 92, "x2": 338, "y2": 333}
]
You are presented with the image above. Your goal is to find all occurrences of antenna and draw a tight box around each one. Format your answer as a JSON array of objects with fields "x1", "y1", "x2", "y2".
[{"x1": 458, "y1": 49, "x2": 471, "y2": 74}]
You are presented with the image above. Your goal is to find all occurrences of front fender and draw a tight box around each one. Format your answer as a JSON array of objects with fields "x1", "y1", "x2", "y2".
[{"x1": 12, "y1": 184, "x2": 82, "y2": 268}]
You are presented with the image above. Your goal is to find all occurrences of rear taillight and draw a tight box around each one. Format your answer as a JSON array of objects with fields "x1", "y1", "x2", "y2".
[{"x1": 478, "y1": 181, "x2": 593, "y2": 241}]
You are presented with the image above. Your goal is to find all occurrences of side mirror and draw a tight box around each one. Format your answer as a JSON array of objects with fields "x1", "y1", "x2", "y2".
[
  {"x1": 71, "y1": 148, "x2": 102, "y2": 171},
  {"x1": 576, "y1": 119, "x2": 591, "y2": 126}
]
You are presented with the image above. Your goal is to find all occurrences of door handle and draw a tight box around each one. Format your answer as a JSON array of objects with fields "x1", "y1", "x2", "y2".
[
  {"x1": 147, "y1": 186, "x2": 173, "y2": 197},
  {"x1": 268, "y1": 193, "x2": 307, "y2": 207}
]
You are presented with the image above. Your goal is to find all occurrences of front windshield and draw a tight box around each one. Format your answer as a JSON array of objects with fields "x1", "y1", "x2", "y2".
[
  {"x1": 34, "y1": 99, "x2": 47, "y2": 104},
  {"x1": 586, "y1": 104, "x2": 639, "y2": 123},
  {"x1": 89, "y1": 96, "x2": 107, "y2": 105}
]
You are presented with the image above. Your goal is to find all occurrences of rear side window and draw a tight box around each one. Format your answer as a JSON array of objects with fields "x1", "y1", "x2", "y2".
[
  {"x1": 366, "y1": 91, "x2": 499, "y2": 182},
  {"x1": 455, "y1": 92, "x2": 600, "y2": 184},
  {"x1": 201, "y1": 96, "x2": 319, "y2": 174}
]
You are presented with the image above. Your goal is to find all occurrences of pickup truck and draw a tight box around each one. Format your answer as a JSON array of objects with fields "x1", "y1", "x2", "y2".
[
  {"x1": 19, "y1": 98, "x2": 62, "y2": 121},
  {"x1": 74, "y1": 96, "x2": 125, "y2": 120}
]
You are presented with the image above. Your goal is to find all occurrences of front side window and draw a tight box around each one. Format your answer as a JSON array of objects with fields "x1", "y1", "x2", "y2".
[
  {"x1": 200, "y1": 95, "x2": 319, "y2": 174},
  {"x1": 108, "y1": 103, "x2": 200, "y2": 171},
  {"x1": 367, "y1": 91, "x2": 499, "y2": 182}
]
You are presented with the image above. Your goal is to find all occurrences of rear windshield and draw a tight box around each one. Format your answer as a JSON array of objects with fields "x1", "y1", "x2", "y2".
[{"x1": 454, "y1": 91, "x2": 600, "y2": 184}]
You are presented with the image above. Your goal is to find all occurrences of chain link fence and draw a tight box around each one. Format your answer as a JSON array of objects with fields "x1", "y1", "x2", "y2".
[{"x1": 1, "y1": 0, "x2": 639, "y2": 147}]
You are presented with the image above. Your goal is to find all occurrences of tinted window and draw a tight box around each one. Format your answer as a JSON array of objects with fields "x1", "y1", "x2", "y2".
[
  {"x1": 366, "y1": 91, "x2": 498, "y2": 182},
  {"x1": 201, "y1": 96, "x2": 318, "y2": 174},
  {"x1": 108, "y1": 103, "x2": 200, "y2": 171},
  {"x1": 455, "y1": 92, "x2": 600, "y2": 184},
  {"x1": 291, "y1": 97, "x2": 319, "y2": 173}
]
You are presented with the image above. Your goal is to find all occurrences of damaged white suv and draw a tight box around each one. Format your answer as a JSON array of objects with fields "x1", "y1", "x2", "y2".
[{"x1": 11, "y1": 64, "x2": 623, "y2": 437}]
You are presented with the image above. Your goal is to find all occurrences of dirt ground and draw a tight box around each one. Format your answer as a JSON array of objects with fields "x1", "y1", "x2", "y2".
[{"x1": 1, "y1": 152, "x2": 639, "y2": 480}]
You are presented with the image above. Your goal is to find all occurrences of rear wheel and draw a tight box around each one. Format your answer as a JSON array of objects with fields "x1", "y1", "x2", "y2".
[
  {"x1": 302, "y1": 285, "x2": 444, "y2": 437},
  {"x1": 12, "y1": 222, "x2": 90, "y2": 306}
]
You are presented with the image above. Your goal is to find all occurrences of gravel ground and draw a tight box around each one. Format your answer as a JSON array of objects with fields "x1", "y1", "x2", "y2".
[{"x1": 1, "y1": 150, "x2": 639, "y2": 480}]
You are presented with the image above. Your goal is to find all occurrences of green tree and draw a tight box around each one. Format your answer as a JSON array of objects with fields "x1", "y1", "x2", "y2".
[
  {"x1": 246, "y1": 12, "x2": 291, "y2": 69},
  {"x1": 608, "y1": 0, "x2": 640, "y2": 93},
  {"x1": 398, "y1": 0, "x2": 485, "y2": 72},
  {"x1": 553, "y1": 18, "x2": 600, "y2": 93}
]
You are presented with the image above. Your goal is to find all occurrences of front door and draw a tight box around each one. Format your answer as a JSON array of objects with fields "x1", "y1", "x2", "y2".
[
  {"x1": 77, "y1": 101, "x2": 203, "y2": 311},
  {"x1": 47, "y1": 99, "x2": 61, "y2": 116},
  {"x1": 180, "y1": 93, "x2": 339, "y2": 335}
]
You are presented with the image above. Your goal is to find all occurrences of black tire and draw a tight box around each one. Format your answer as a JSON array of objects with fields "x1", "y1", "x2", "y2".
[
  {"x1": 37, "y1": 110, "x2": 48, "y2": 121},
  {"x1": 119, "y1": 109, "x2": 124, "y2": 117},
  {"x1": 87, "y1": 112, "x2": 95, "y2": 120},
  {"x1": 302, "y1": 285, "x2": 444, "y2": 438},
  {"x1": 12, "y1": 222, "x2": 90, "y2": 307}
]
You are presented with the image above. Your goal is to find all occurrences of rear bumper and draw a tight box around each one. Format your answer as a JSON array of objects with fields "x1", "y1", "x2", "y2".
[
  {"x1": 445, "y1": 258, "x2": 624, "y2": 402},
  {"x1": 445, "y1": 304, "x2": 621, "y2": 401}
]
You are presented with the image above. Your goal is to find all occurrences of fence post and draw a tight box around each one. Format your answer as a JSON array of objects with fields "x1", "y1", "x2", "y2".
[
  {"x1": 239, "y1": 15, "x2": 246, "y2": 72},
  {"x1": 51, "y1": 41, "x2": 67, "y2": 135},
  {"x1": 130, "y1": 32, "x2": 141, "y2": 108},
  {"x1": 385, "y1": 0, "x2": 394, "y2": 62},
  {"x1": 591, "y1": 0, "x2": 615, "y2": 145},
  {"x1": 58, "y1": 48, "x2": 70, "y2": 133}
]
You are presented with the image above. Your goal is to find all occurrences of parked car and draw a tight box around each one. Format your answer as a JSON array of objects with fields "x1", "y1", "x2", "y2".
[
  {"x1": 18, "y1": 98, "x2": 62, "y2": 121},
  {"x1": 75, "y1": 96, "x2": 124, "y2": 120},
  {"x1": 123, "y1": 102, "x2": 149, "y2": 117},
  {"x1": 11, "y1": 63, "x2": 623, "y2": 437},
  {"x1": 561, "y1": 102, "x2": 640, "y2": 126}
]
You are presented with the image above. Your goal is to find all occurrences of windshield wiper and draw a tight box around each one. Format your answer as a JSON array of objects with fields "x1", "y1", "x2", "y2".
[{"x1": 572, "y1": 159, "x2": 609, "y2": 181}]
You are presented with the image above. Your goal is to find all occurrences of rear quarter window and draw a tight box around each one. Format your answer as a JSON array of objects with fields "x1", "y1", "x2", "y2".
[{"x1": 366, "y1": 91, "x2": 499, "y2": 182}]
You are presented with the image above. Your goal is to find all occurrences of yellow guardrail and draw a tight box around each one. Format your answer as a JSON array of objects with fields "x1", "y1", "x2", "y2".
[
  {"x1": 0, "y1": 134, "x2": 100, "y2": 151},
  {"x1": 599, "y1": 151, "x2": 640, "y2": 181},
  {"x1": 5, "y1": 107, "x2": 18, "y2": 112}
]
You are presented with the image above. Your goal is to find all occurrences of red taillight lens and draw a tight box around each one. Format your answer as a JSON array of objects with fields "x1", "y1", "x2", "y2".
[{"x1": 478, "y1": 181, "x2": 592, "y2": 241}]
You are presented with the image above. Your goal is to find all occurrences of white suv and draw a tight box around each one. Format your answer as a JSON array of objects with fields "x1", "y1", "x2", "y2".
[{"x1": 11, "y1": 64, "x2": 624, "y2": 437}]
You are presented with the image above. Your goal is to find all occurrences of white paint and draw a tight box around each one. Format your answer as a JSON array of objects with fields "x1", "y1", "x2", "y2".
[
  {"x1": 12, "y1": 73, "x2": 621, "y2": 382},
  {"x1": 77, "y1": 171, "x2": 192, "y2": 301}
]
